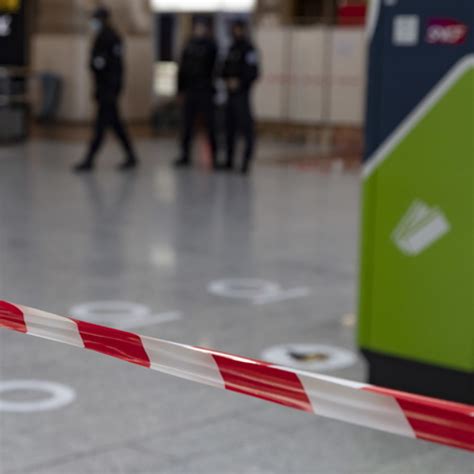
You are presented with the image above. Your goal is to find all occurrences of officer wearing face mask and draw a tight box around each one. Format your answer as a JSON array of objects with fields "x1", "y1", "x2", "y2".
[
  {"x1": 174, "y1": 19, "x2": 218, "y2": 169},
  {"x1": 74, "y1": 7, "x2": 138, "y2": 172},
  {"x1": 221, "y1": 20, "x2": 260, "y2": 174}
]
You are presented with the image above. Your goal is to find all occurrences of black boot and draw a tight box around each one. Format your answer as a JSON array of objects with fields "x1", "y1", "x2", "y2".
[
  {"x1": 223, "y1": 159, "x2": 234, "y2": 172},
  {"x1": 212, "y1": 158, "x2": 227, "y2": 171},
  {"x1": 241, "y1": 160, "x2": 251, "y2": 175},
  {"x1": 117, "y1": 158, "x2": 138, "y2": 171},
  {"x1": 73, "y1": 160, "x2": 94, "y2": 173}
]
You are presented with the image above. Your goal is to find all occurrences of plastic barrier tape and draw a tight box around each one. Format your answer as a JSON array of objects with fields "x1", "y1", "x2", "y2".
[{"x1": 0, "y1": 301, "x2": 473, "y2": 452}]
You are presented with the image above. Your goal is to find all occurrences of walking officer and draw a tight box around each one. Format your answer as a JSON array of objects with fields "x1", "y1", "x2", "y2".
[
  {"x1": 74, "y1": 7, "x2": 138, "y2": 172},
  {"x1": 221, "y1": 20, "x2": 260, "y2": 174},
  {"x1": 174, "y1": 19, "x2": 218, "y2": 169}
]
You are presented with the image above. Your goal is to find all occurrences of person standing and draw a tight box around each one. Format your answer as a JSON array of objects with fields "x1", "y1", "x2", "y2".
[
  {"x1": 74, "y1": 7, "x2": 138, "y2": 172},
  {"x1": 174, "y1": 20, "x2": 218, "y2": 169},
  {"x1": 221, "y1": 20, "x2": 260, "y2": 175}
]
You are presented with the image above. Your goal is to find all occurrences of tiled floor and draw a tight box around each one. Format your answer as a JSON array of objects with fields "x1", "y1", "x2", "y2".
[{"x1": 0, "y1": 139, "x2": 471, "y2": 473}]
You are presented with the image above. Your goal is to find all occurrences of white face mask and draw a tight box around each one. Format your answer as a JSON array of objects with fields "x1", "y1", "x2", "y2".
[{"x1": 89, "y1": 19, "x2": 102, "y2": 33}]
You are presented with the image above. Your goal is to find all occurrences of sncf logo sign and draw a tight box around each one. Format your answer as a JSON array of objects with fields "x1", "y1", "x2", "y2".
[{"x1": 426, "y1": 19, "x2": 468, "y2": 45}]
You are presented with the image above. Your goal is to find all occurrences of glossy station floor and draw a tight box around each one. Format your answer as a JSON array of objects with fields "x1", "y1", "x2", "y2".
[{"x1": 0, "y1": 139, "x2": 471, "y2": 473}]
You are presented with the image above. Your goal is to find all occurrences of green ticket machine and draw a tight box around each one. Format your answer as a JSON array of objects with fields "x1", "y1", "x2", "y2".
[{"x1": 359, "y1": 0, "x2": 473, "y2": 403}]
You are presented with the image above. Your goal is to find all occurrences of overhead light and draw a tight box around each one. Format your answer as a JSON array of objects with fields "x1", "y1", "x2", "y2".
[{"x1": 150, "y1": 0, "x2": 256, "y2": 13}]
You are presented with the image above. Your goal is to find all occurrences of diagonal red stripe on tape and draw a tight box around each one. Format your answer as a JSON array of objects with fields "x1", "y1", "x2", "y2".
[
  {"x1": 75, "y1": 320, "x2": 151, "y2": 368},
  {"x1": 414, "y1": 431, "x2": 473, "y2": 452},
  {"x1": 366, "y1": 386, "x2": 474, "y2": 451},
  {"x1": 406, "y1": 420, "x2": 474, "y2": 452},
  {"x1": 0, "y1": 301, "x2": 27, "y2": 333},
  {"x1": 212, "y1": 353, "x2": 313, "y2": 412},
  {"x1": 399, "y1": 402, "x2": 474, "y2": 451}
]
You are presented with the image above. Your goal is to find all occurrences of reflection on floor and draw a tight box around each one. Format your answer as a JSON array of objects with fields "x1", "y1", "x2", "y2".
[{"x1": 0, "y1": 139, "x2": 471, "y2": 473}]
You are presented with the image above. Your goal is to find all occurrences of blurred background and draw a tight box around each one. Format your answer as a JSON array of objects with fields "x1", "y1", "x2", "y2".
[
  {"x1": 1, "y1": 0, "x2": 366, "y2": 163},
  {"x1": 1, "y1": 1, "x2": 473, "y2": 473}
]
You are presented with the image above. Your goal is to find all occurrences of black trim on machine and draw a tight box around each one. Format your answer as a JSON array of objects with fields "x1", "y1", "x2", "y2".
[{"x1": 362, "y1": 350, "x2": 473, "y2": 404}]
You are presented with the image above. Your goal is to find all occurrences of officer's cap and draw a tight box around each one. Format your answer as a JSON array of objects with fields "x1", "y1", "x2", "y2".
[
  {"x1": 193, "y1": 16, "x2": 211, "y2": 28},
  {"x1": 92, "y1": 6, "x2": 110, "y2": 21}
]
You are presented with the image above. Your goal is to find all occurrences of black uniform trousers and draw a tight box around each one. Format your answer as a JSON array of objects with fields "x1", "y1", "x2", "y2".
[
  {"x1": 225, "y1": 91, "x2": 255, "y2": 170},
  {"x1": 181, "y1": 92, "x2": 217, "y2": 165},
  {"x1": 85, "y1": 99, "x2": 135, "y2": 165}
]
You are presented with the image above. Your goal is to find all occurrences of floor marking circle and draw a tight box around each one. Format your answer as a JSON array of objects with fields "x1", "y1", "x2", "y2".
[
  {"x1": 0, "y1": 380, "x2": 76, "y2": 413},
  {"x1": 253, "y1": 287, "x2": 311, "y2": 305},
  {"x1": 208, "y1": 279, "x2": 281, "y2": 300},
  {"x1": 261, "y1": 344, "x2": 357, "y2": 372},
  {"x1": 71, "y1": 301, "x2": 150, "y2": 319}
]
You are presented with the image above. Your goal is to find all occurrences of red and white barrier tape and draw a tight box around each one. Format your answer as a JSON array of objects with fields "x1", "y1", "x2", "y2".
[{"x1": 1, "y1": 301, "x2": 473, "y2": 452}]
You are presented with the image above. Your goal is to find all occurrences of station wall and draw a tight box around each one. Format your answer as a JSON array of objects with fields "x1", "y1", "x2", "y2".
[{"x1": 255, "y1": 26, "x2": 366, "y2": 126}]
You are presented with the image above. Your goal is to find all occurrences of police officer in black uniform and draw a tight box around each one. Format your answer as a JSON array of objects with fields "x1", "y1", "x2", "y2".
[
  {"x1": 222, "y1": 20, "x2": 260, "y2": 174},
  {"x1": 174, "y1": 19, "x2": 218, "y2": 169},
  {"x1": 74, "y1": 7, "x2": 138, "y2": 172}
]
